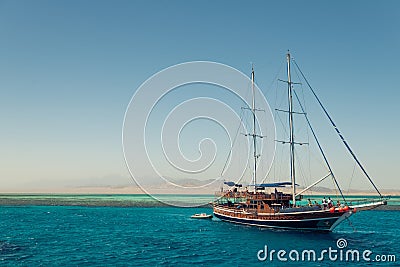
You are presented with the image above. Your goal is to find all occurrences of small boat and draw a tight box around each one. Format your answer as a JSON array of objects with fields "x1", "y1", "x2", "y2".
[{"x1": 191, "y1": 213, "x2": 213, "y2": 219}]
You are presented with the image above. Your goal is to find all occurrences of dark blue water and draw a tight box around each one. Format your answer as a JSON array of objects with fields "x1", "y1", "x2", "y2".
[{"x1": 0, "y1": 206, "x2": 398, "y2": 266}]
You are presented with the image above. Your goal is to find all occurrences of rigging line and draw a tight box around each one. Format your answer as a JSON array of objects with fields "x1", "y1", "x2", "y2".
[
  {"x1": 293, "y1": 64, "x2": 311, "y2": 153},
  {"x1": 293, "y1": 65, "x2": 308, "y2": 113},
  {"x1": 347, "y1": 162, "x2": 357, "y2": 195},
  {"x1": 220, "y1": 109, "x2": 245, "y2": 176},
  {"x1": 276, "y1": 110, "x2": 289, "y2": 138},
  {"x1": 331, "y1": 178, "x2": 339, "y2": 199},
  {"x1": 292, "y1": 58, "x2": 382, "y2": 198},
  {"x1": 293, "y1": 147, "x2": 309, "y2": 191},
  {"x1": 293, "y1": 67, "x2": 314, "y2": 193},
  {"x1": 261, "y1": 128, "x2": 286, "y2": 185},
  {"x1": 275, "y1": 92, "x2": 288, "y2": 116},
  {"x1": 293, "y1": 69, "x2": 308, "y2": 144},
  {"x1": 292, "y1": 88, "x2": 347, "y2": 204},
  {"x1": 306, "y1": 126, "x2": 312, "y2": 192},
  {"x1": 307, "y1": 144, "x2": 330, "y2": 171},
  {"x1": 275, "y1": 74, "x2": 289, "y2": 116},
  {"x1": 346, "y1": 216, "x2": 357, "y2": 233},
  {"x1": 265, "y1": 59, "x2": 285, "y2": 98},
  {"x1": 278, "y1": 141, "x2": 287, "y2": 183},
  {"x1": 273, "y1": 147, "x2": 276, "y2": 182},
  {"x1": 269, "y1": 137, "x2": 286, "y2": 184}
]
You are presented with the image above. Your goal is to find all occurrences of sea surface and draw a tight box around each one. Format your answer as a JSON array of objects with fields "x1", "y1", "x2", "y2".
[{"x1": 0, "y1": 195, "x2": 398, "y2": 266}]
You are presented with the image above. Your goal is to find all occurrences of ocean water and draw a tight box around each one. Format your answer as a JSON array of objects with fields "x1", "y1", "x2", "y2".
[{"x1": 0, "y1": 196, "x2": 399, "y2": 266}]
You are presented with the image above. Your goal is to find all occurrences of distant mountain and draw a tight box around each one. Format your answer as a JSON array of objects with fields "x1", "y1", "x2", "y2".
[{"x1": 167, "y1": 178, "x2": 216, "y2": 187}]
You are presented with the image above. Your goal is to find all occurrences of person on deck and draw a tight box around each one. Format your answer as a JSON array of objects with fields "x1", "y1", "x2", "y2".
[
  {"x1": 322, "y1": 197, "x2": 327, "y2": 209},
  {"x1": 327, "y1": 197, "x2": 333, "y2": 208}
]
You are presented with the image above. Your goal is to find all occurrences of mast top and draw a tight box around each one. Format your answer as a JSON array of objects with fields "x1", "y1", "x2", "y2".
[{"x1": 287, "y1": 51, "x2": 291, "y2": 64}]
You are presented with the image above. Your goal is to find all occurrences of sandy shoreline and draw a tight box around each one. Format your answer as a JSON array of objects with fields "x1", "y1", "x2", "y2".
[{"x1": 0, "y1": 187, "x2": 398, "y2": 209}]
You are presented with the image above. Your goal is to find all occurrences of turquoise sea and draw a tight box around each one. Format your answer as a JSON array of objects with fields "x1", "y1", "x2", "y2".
[{"x1": 0, "y1": 195, "x2": 398, "y2": 266}]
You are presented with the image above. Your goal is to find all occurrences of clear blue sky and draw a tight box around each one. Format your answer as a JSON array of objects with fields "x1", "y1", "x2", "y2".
[{"x1": 0, "y1": 0, "x2": 399, "y2": 191}]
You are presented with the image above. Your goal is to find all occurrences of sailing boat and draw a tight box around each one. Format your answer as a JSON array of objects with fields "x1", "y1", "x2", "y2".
[{"x1": 213, "y1": 52, "x2": 387, "y2": 231}]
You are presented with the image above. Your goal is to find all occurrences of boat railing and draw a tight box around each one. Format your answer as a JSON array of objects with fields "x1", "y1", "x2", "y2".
[
  {"x1": 214, "y1": 191, "x2": 251, "y2": 199},
  {"x1": 214, "y1": 191, "x2": 294, "y2": 201}
]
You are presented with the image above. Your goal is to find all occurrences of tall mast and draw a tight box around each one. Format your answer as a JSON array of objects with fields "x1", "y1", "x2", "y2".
[
  {"x1": 251, "y1": 65, "x2": 257, "y2": 193},
  {"x1": 287, "y1": 52, "x2": 296, "y2": 207}
]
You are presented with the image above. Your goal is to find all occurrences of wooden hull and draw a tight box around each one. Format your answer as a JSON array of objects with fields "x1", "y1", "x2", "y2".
[{"x1": 213, "y1": 205, "x2": 352, "y2": 231}]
